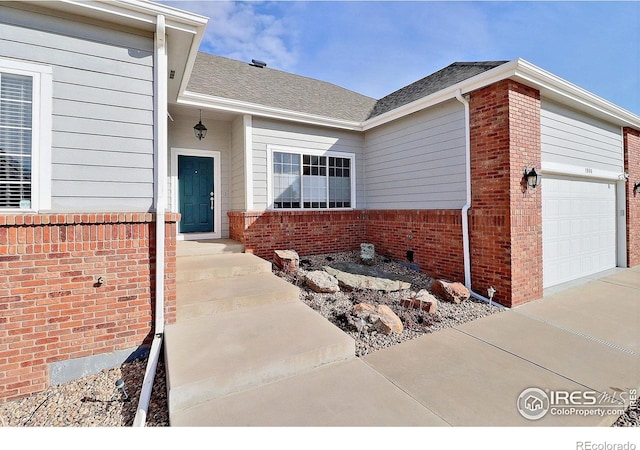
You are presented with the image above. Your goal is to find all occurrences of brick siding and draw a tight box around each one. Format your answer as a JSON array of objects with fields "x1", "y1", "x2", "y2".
[
  {"x1": 228, "y1": 210, "x2": 366, "y2": 258},
  {"x1": 624, "y1": 127, "x2": 640, "y2": 266},
  {"x1": 364, "y1": 210, "x2": 464, "y2": 281},
  {"x1": 469, "y1": 80, "x2": 542, "y2": 307},
  {"x1": 229, "y1": 209, "x2": 464, "y2": 281},
  {"x1": 0, "y1": 213, "x2": 178, "y2": 401}
]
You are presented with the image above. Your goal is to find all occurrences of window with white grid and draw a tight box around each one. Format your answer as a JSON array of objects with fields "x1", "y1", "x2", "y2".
[{"x1": 272, "y1": 149, "x2": 354, "y2": 210}]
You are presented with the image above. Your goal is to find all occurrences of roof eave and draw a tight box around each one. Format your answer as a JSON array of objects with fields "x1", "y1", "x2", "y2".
[
  {"x1": 178, "y1": 91, "x2": 365, "y2": 131},
  {"x1": 363, "y1": 58, "x2": 640, "y2": 131},
  {"x1": 512, "y1": 59, "x2": 640, "y2": 129}
]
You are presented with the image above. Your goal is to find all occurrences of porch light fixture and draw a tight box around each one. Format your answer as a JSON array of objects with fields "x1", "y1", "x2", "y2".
[
  {"x1": 634, "y1": 181, "x2": 640, "y2": 194},
  {"x1": 523, "y1": 167, "x2": 540, "y2": 189},
  {"x1": 193, "y1": 109, "x2": 207, "y2": 140}
]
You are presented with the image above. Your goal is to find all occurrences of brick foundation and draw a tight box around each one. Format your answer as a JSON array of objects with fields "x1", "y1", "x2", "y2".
[
  {"x1": 0, "y1": 213, "x2": 178, "y2": 401},
  {"x1": 229, "y1": 209, "x2": 464, "y2": 282},
  {"x1": 624, "y1": 127, "x2": 640, "y2": 267},
  {"x1": 228, "y1": 210, "x2": 366, "y2": 258},
  {"x1": 469, "y1": 80, "x2": 542, "y2": 307},
  {"x1": 364, "y1": 210, "x2": 464, "y2": 281}
]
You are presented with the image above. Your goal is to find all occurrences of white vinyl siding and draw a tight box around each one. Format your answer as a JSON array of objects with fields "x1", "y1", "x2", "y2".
[
  {"x1": 252, "y1": 119, "x2": 364, "y2": 211},
  {"x1": 541, "y1": 99, "x2": 623, "y2": 173},
  {"x1": 0, "y1": 4, "x2": 154, "y2": 212},
  {"x1": 364, "y1": 99, "x2": 466, "y2": 210}
]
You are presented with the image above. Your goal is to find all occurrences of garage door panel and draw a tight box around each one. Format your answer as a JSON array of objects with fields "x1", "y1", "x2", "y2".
[{"x1": 542, "y1": 176, "x2": 616, "y2": 288}]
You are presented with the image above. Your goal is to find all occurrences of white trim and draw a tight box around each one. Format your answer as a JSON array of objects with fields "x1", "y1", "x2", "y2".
[
  {"x1": 266, "y1": 145, "x2": 356, "y2": 211},
  {"x1": 243, "y1": 115, "x2": 254, "y2": 210},
  {"x1": 178, "y1": 92, "x2": 363, "y2": 131},
  {"x1": 177, "y1": 58, "x2": 640, "y2": 134},
  {"x1": 540, "y1": 161, "x2": 623, "y2": 181},
  {"x1": 0, "y1": 58, "x2": 52, "y2": 213},
  {"x1": 170, "y1": 148, "x2": 222, "y2": 239}
]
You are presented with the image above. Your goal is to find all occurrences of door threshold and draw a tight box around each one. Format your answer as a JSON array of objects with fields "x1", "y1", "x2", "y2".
[{"x1": 178, "y1": 233, "x2": 221, "y2": 241}]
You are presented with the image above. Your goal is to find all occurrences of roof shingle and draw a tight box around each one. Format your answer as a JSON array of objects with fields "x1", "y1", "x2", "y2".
[{"x1": 186, "y1": 53, "x2": 509, "y2": 123}]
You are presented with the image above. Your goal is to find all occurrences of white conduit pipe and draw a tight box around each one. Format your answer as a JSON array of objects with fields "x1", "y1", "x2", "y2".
[
  {"x1": 134, "y1": 14, "x2": 168, "y2": 427},
  {"x1": 455, "y1": 89, "x2": 506, "y2": 310}
]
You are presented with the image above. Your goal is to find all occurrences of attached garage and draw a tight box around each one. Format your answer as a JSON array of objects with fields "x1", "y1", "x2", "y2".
[
  {"x1": 542, "y1": 175, "x2": 617, "y2": 287},
  {"x1": 541, "y1": 99, "x2": 625, "y2": 288}
]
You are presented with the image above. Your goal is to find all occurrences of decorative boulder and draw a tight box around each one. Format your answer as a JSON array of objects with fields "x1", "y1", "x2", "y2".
[
  {"x1": 400, "y1": 289, "x2": 438, "y2": 314},
  {"x1": 348, "y1": 302, "x2": 403, "y2": 335},
  {"x1": 304, "y1": 271, "x2": 340, "y2": 293},
  {"x1": 273, "y1": 250, "x2": 299, "y2": 273},
  {"x1": 374, "y1": 304, "x2": 404, "y2": 335},
  {"x1": 360, "y1": 243, "x2": 375, "y2": 265},
  {"x1": 431, "y1": 280, "x2": 470, "y2": 304},
  {"x1": 324, "y1": 265, "x2": 411, "y2": 292}
]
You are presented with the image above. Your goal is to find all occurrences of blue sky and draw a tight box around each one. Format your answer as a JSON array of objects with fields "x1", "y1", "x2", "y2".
[{"x1": 161, "y1": 1, "x2": 640, "y2": 114}]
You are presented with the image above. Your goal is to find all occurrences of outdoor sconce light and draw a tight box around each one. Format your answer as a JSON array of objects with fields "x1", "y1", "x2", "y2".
[
  {"x1": 523, "y1": 167, "x2": 540, "y2": 189},
  {"x1": 193, "y1": 109, "x2": 207, "y2": 140},
  {"x1": 634, "y1": 181, "x2": 640, "y2": 194}
]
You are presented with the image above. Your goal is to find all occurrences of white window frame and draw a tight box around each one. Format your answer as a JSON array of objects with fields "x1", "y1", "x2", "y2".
[
  {"x1": 267, "y1": 145, "x2": 356, "y2": 210},
  {"x1": 0, "y1": 58, "x2": 52, "y2": 212}
]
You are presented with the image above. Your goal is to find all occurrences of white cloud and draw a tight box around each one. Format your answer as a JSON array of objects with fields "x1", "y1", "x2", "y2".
[{"x1": 161, "y1": 1, "x2": 299, "y2": 69}]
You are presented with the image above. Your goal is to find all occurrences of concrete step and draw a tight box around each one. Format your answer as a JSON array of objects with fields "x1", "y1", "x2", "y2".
[
  {"x1": 177, "y1": 239, "x2": 244, "y2": 257},
  {"x1": 177, "y1": 253, "x2": 272, "y2": 283},
  {"x1": 177, "y1": 272, "x2": 300, "y2": 320},
  {"x1": 164, "y1": 301, "x2": 355, "y2": 414}
]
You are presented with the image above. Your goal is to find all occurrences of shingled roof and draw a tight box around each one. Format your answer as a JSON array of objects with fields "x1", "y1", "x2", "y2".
[
  {"x1": 187, "y1": 52, "x2": 378, "y2": 122},
  {"x1": 368, "y1": 61, "x2": 509, "y2": 119},
  {"x1": 186, "y1": 53, "x2": 509, "y2": 123}
]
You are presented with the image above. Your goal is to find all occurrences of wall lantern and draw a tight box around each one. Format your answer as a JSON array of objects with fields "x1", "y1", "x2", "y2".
[
  {"x1": 193, "y1": 109, "x2": 207, "y2": 140},
  {"x1": 523, "y1": 167, "x2": 540, "y2": 189},
  {"x1": 634, "y1": 181, "x2": 640, "y2": 194}
]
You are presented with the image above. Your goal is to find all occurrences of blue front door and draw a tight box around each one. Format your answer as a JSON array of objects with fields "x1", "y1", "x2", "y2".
[{"x1": 178, "y1": 155, "x2": 214, "y2": 233}]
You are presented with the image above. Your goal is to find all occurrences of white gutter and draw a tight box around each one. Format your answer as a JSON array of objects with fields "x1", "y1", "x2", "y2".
[
  {"x1": 133, "y1": 13, "x2": 167, "y2": 427},
  {"x1": 455, "y1": 89, "x2": 504, "y2": 310},
  {"x1": 178, "y1": 92, "x2": 363, "y2": 131}
]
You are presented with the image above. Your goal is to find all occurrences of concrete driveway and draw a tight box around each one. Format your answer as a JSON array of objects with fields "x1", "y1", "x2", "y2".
[{"x1": 364, "y1": 266, "x2": 640, "y2": 426}]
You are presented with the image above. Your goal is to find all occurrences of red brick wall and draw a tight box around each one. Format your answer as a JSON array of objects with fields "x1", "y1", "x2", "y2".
[
  {"x1": 624, "y1": 127, "x2": 640, "y2": 267},
  {"x1": 0, "y1": 213, "x2": 178, "y2": 401},
  {"x1": 364, "y1": 210, "x2": 464, "y2": 281},
  {"x1": 228, "y1": 210, "x2": 366, "y2": 258},
  {"x1": 469, "y1": 80, "x2": 542, "y2": 307},
  {"x1": 229, "y1": 209, "x2": 465, "y2": 282}
]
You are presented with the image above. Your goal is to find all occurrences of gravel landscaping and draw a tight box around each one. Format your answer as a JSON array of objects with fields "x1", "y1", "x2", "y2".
[
  {"x1": 274, "y1": 250, "x2": 503, "y2": 357},
  {"x1": 1, "y1": 250, "x2": 637, "y2": 427}
]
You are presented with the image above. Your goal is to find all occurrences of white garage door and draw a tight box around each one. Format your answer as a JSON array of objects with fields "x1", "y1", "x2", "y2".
[{"x1": 542, "y1": 176, "x2": 617, "y2": 288}]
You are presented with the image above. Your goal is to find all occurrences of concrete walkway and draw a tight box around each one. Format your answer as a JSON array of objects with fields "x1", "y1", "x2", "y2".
[
  {"x1": 169, "y1": 248, "x2": 639, "y2": 426},
  {"x1": 364, "y1": 266, "x2": 640, "y2": 426}
]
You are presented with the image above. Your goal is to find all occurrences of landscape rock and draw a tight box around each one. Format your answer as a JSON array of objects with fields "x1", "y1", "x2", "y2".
[
  {"x1": 360, "y1": 243, "x2": 375, "y2": 265},
  {"x1": 373, "y1": 304, "x2": 404, "y2": 334},
  {"x1": 400, "y1": 289, "x2": 438, "y2": 314},
  {"x1": 431, "y1": 280, "x2": 470, "y2": 304},
  {"x1": 273, "y1": 249, "x2": 299, "y2": 273},
  {"x1": 303, "y1": 270, "x2": 340, "y2": 293},
  {"x1": 348, "y1": 302, "x2": 404, "y2": 335},
  {"x1": 324, "y1": 264, "x2": 411, "y2": 292}
]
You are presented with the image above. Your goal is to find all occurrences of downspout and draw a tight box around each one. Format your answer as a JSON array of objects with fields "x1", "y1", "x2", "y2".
[
  {"x1": 133, "y1": 14, "x2": 167, "y2": 427},
  {"x1": 455, "y1": 90, "x2": 504, "y2": 309}
]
